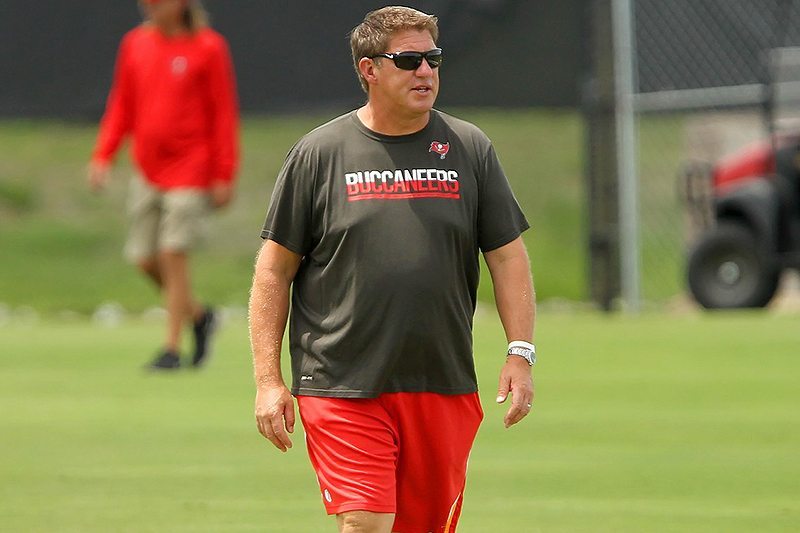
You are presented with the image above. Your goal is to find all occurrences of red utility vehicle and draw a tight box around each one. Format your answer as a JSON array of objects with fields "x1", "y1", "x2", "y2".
[{"x1": 685, "y1": 132, "x2": 800, "y2": 307}]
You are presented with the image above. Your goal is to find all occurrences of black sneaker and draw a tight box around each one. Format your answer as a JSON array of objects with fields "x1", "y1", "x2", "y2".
[
  {"x1": 147, "y1": 349, "x2": 181, "y2": 371},
  {"x1": 192, "y1": 307, "x2": 217, "y2": 367}
]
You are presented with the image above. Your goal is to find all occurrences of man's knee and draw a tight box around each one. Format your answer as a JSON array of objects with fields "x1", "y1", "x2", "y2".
[
  {"x1": 158, "y1": 248, "x2": 188, "y2": 260},
  {"x1": 157, "y1": 249, "x2": 190, "y2": 274},
  {"x1": 337, "y1": 510, "x2": 394, "y2": 533}
]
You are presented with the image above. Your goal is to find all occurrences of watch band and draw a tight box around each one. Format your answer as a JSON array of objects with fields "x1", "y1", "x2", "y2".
[{"x1": 507, "y1": 342, "x2": 536, "y2": 365}]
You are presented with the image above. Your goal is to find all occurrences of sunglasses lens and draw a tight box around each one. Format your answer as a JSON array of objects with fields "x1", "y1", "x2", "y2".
[
  {"x1": 425, "y1": 51, "x2": 443, "y2": 68},
  {"x1": 394, "y1": 54, "x2": 423, "y2": 70}
]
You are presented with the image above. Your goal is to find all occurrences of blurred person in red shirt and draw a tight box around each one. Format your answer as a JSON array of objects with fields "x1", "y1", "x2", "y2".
[{"x1": 88, "y1": 0, "x2": 239, "y2": 370}]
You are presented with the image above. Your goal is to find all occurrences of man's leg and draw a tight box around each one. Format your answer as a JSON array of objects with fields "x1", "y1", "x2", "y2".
[
  {"x1": 125, "y1": 178, "x2": 180, "y2": 368},
  {"x1": 138, "y1": 249, "x2": 204, "y2": 370},
  {"x1": 158, "y1": 249, "x2": 198, "y2": 353},
  {"x1": 385, "y1": 392, "x2": 484, "y2": 533},
  {"x1": 125, "y1": 178, "x2": 207, "y2": 369},
  {"x1": 336, "y1": 511, "x2": 394, "y2": 533},
  {"x1": 159, "y1": 189, "x2": 213, "y2": 364},
  {"x1": 296, "y1": 397, "x2": 399, "y2": 528},
  {"x1": 138, "y1": 254, "x2": 204, "y2": 321}
]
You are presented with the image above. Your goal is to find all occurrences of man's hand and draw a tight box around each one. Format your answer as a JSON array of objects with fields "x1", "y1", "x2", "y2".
[
  {"x1": 211, "y1": 182, "x2": 234, "y2": 208},
  {"x1": 496, "y1": 356, "x2": 534, "y2": 428},
  {"x1": 255, "y1": 383, "x2": 296, "y2": 452},
  {"x1": 87, "y1": 160, "x2": 111, "y2": 192}
]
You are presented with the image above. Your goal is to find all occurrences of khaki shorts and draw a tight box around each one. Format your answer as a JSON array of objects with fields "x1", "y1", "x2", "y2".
[{"x1": 124, "y1": 176, "x2": 211, "y2": 263}]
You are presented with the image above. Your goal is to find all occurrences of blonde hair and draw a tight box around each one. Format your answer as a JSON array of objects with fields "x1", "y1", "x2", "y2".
[{"x1": 350, "y1": 6, "x2": 439, "y2": 93}]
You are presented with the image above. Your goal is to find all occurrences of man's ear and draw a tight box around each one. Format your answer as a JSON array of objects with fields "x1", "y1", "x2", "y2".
[{"x1": 359, "y1": 57, "x2": 379, "y2": 88}]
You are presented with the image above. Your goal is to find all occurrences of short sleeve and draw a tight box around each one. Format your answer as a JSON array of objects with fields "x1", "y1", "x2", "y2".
[
  {"x1": 260, "y1": 145, "x2": 315, "y2": 255},
  {"x1": 477, "y1": 144, "x2": 530, "y2": 252}
]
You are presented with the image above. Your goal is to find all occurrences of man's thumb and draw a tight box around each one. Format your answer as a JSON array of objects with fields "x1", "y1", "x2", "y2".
[{"x1": 496, "y1": 380, "x2": 510, "y2": 403}]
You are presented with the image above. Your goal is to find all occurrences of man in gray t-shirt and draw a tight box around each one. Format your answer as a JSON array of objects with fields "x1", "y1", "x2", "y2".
[{"x1": 250, "y1": 6, "x2": 536, "y2": 532}]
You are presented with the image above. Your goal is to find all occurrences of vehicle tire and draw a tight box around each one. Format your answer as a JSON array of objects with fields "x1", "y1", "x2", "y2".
[{"x1": 687, "y1": 222, "x2": 780, "y2": 308}]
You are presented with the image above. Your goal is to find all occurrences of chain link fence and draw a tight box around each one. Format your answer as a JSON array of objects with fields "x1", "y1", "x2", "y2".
[{"x1": 631, "y1": 0, "x2": 800, "y2": 302}]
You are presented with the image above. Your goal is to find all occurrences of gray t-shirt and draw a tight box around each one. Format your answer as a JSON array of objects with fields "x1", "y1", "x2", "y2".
[{"x1": 261, "y1": 109, "x2": 529, "y2": 398}]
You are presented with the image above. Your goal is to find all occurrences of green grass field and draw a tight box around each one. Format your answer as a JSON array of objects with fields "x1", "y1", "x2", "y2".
[
  {"x1": 1, "y1": 111, "x2": 795, "y2": 531},
  {"x1": 1, "y1": 310, "x2": 798, "y2": 532}
]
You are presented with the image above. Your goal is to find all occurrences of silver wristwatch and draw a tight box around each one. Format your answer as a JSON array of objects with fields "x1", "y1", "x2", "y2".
[{"x1": 507, "y1": 345, "x2": 536, "y2": 366}]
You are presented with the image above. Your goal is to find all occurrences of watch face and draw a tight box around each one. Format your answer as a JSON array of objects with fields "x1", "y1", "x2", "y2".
[
  {"x1": 508, "y1": 349, "x2": 534, "y2": 365},
  {"x1": 507, "y1": 343, "x2": 536, "y2": 365}
]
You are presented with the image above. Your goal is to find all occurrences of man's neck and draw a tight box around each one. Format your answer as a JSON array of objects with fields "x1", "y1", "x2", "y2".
[
  {"x1": 150, "y1": 21, "x2": 188, "y2": 38},
  {"x1": 357, "y1": 102, "x2": 430, "y2": 136}
]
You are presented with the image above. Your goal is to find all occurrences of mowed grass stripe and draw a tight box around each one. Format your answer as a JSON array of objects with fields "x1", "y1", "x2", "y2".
[{"x1": 1, "y1": 310, "x2": 798, "y2": 531}]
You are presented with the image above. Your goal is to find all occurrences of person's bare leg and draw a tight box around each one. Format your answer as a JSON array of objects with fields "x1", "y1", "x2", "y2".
[
  {"x1": 136, "y1": 256, "x2": 163, "y2": 288},
  {"x1": 336, "y1": 511, "x2": 394, "y2": 533},
  {"x1": 158, "y1": 249, "x2": 200, "y2": 352},
  {"x1": 139, "y1": 254, "x2": 203, "y2": 325}
]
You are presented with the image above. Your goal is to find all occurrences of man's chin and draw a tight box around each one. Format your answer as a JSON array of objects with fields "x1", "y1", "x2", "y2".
[{"x1": 407, "y1": 97, "x2": 436, "y2": 114}]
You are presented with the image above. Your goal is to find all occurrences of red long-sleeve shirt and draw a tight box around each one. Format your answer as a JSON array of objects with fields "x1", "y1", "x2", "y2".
[{"x1": 93, "y1": 25, "x2": 239, "y2": 190}]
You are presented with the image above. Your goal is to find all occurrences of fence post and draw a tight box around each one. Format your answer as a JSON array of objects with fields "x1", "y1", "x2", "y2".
[
  {"x1": 612, "y1": 0, "x2": 641, "y2": 312},
  {"x1": 584, "y1": 0, "x2": 621, "y2": 311}
]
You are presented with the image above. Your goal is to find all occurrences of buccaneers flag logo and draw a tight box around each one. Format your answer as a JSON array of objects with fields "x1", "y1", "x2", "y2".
[{"x1": 429, "y1": 141, "x2": 450, "y2": 159}]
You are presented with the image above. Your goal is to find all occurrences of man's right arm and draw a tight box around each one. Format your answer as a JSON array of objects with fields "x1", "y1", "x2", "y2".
[
  {"x1": 249, "y1": 239, "x2": 303, "y2": 452},
  {"x1": 88, "y1": 35, "x2": 134, "y2": 192}
]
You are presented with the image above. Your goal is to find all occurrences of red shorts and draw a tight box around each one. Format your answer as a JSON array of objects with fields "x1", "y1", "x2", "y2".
[{"x1": 297, "y1": 392, "x2": 483, "y2": 533}]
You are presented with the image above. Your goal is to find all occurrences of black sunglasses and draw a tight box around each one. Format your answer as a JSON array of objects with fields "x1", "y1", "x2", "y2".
[{"x1": 369, "y1": 48, "x2": 443, "y2": 71}]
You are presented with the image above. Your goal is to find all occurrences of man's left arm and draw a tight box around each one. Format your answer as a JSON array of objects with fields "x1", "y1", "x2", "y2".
[
  {"x1": 207, "y1": 35, "x2": 239, "y2": 208},
  {"x1": 483, "y1": 236, "x2": 536, "y2": 428}
]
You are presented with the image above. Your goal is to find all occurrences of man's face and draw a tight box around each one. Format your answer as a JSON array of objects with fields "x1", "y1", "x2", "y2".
[{"x1": 370, "y1": 29, "x2": 440, "y2": 119}]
